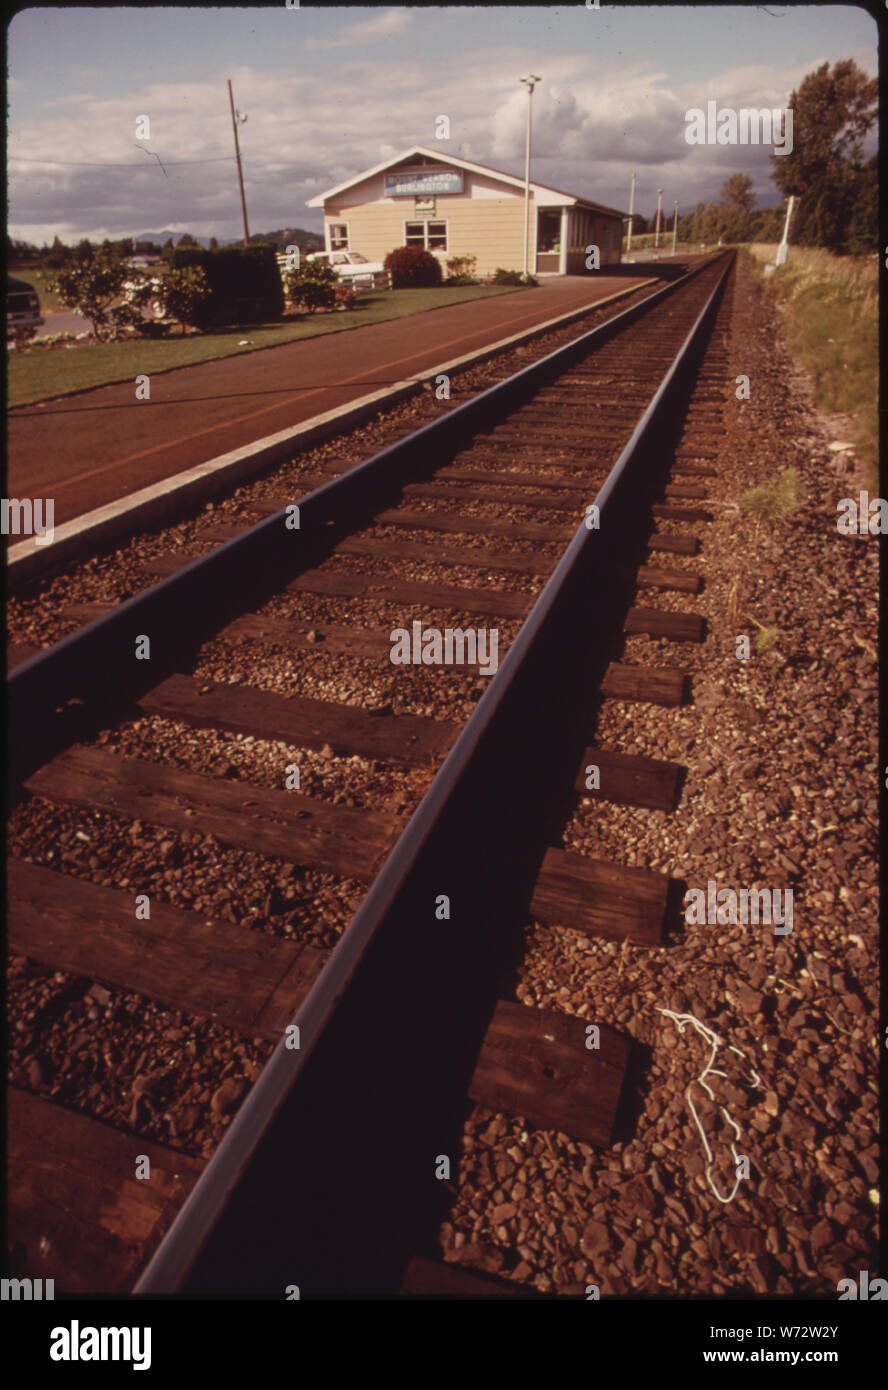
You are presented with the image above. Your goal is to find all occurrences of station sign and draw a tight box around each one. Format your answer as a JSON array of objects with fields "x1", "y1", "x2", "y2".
[{"x1": 384, "y1": 168, "x2": 463, "y2": 197}]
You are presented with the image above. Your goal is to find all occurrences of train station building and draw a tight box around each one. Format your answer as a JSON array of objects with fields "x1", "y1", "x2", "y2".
[{"x1": 307, "y1": 145, "x2": 626, "y2": 278}]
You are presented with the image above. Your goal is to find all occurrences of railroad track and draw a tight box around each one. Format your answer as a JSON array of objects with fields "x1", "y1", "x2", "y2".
[{"x1": 7, "y1": 251, "x2": 734, "y2": 1297}]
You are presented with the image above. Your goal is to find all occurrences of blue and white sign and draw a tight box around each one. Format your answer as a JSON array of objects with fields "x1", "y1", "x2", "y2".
[{"x1": 384, "y1": 168, "x2": 464, "y2": 197}]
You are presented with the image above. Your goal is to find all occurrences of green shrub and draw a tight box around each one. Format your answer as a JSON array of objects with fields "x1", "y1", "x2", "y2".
[
  {"x1": 492, "y1": 267, "x2": 537, "y2": 286},
  {"x1": 284, "y1": 260, "x2": 338, "y2": 313},
  {"x1": 445, "y1": 254, "x2": 478, "y2": 284},
  {"x1": 333, "y1": 283, "x2": 358, "y2": 311}
]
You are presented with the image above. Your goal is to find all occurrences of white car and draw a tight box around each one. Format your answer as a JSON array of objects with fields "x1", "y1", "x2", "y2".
[{"x1": 305, "y1": 250, "x2": 388, "y2": 289}]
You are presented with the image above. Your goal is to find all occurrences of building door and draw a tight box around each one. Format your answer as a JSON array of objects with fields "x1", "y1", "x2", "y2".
[{"x1": 536, "y1": 209, "x2": 562, "y2": 274}]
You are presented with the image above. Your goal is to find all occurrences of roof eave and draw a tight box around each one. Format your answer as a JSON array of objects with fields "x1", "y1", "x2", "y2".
[{"x1": 306, "y1": 146, "x2": 629, "y2": 218}]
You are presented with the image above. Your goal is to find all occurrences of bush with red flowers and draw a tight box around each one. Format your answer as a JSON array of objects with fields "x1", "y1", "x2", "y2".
[{"x1": 383, "y1": 245, "x2": 443, "y2": 288}]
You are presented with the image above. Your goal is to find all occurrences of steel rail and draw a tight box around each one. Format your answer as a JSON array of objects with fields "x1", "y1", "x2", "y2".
[
  {"x1": 135, "y1": 250, "x2": 734, "y2": 1294},
  {"x1": 7, "y1": 253, "x2": 728, "y2": 789}
]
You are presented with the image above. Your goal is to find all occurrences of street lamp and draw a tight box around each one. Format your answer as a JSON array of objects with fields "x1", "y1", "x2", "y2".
[
  {"x1": 654, "y1": 188, "x2": 663, "y2": 250},
  {"x1": 520, "y1": 74, "x2": 542, "y2": 281},
  {"x1": 671, "y1": 199, "x2": 679, "y2": 255},
  {"x1": 626, "y1": 169, "x2": 637, "y2": 255}
]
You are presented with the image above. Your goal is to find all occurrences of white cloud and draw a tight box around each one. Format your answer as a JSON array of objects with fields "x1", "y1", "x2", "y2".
[
  {"x1": 305, "y1": 8, "x2": 413, "y2": 50},
  {"x1": 9, "y1": 42, "x2": 866, "y2": 243}
]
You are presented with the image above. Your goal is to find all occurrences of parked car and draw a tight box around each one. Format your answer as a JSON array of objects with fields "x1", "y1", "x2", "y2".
[
  {"x1": 7, "y1": 275, "x2": 44, "y2": 336},
  {"x1": 305, "y1": 250, "x2": 389, "y2": 290}
]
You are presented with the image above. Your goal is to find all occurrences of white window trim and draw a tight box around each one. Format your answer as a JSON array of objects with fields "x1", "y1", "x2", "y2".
[
  {"x1": 326, "y1": 221, "x2": 350, "y2": 252},
  {"x1": 404, "y1": 218, "x2": 449, "y2": 253}
]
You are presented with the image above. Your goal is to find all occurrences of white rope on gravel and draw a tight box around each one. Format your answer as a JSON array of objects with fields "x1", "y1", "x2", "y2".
[{"x1": 657, "y1": 1008, "x2": 763, "y2": 1205}]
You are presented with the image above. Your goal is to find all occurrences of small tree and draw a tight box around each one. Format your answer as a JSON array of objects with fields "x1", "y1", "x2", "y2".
[
  {"x1": 161, "y1": 265, "x2": 211, "y2": 334},
  {"x1": 43, "y1": 236, "x2": 69, "y2": 269},
  {"x1": 384, "y1": 245, "x2": 442, "y2": 288},
  {"x1": 115, "y1": 265, "x2": 211, "y2": 336},
  {"x1": 284, "y1": 259, "x2": 337, "y2": 313},
  {"x1": 47, "y1": 250, "x2": 130, "y2": 338}
]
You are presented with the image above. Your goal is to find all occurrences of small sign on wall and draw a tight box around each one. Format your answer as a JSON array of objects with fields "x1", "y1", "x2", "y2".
[{"x1": 414, "y1": 196, "x2": 436, "y2": 217}]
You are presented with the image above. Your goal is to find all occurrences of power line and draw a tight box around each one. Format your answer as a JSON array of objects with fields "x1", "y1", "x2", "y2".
[{"x1": 8, "y1": 155, "x2": 235, "y2": 168}]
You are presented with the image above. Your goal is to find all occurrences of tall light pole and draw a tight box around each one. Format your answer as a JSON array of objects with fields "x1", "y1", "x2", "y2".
[
  {"x1": 654, "y1": 188, "x2": 663, "y2": 249},
  {"x1": 626, "y1": 169, "x2": 637, "y2": 254},
  {"x1": 228, "y1": 79, "x2": 250, "y2": 247},
  {"x1": 671, "y1": 198, "x2": 679, "y2": 255},
  {"x1": 520, "y1": 74, "x2": 542, "y2": 281}
]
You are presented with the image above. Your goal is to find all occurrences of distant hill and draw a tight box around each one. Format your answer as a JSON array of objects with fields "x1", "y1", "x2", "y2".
[
  {"x1": 246, "y1": 228, "x2": 325, "y2": 252},
  {"x1": 134, "y1": 227, "x2": 324, "y2": 251},
  {"x1": 134, "y1": 231, "x2": 214, "y2": 248}
]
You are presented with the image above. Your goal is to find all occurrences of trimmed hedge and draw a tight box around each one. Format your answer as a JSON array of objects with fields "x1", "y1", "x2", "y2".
[{"x1": 168, "y1": 242, "x2": 284, "y2": 324}]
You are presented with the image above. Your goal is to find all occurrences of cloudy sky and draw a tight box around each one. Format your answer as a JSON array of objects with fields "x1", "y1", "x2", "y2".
[{"x1": 7, "y1": 4, "x2": 878, "y2": 244}]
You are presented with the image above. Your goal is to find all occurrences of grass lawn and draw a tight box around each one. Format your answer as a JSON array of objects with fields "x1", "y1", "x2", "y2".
[{"x1": 8, "y1": 284, "x2": 523, "y2": 407}]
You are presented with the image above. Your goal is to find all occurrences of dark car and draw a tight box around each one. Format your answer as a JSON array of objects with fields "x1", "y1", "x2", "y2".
[{"x1": 7, "y1": 274, "x2": 44, "y2": 337}]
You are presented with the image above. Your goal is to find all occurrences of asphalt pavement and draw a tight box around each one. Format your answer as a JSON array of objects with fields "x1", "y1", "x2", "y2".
[{"x1": 10, "y1": 274, "x2": 652, "y2": 528}]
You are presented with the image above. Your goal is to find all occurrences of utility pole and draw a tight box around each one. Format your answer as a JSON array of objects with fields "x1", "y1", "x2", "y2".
[
  {"x1": 654, "y1": 188, "x2": 663, "y2": 250},
  {"x1": 626, "y1": 170, "x2": 636, "y2": 254},
  {"x1": 228, "y1": 79, "x2": 250, "y2": 247},
  {"x1": 775, "y1": 194, "x2": 796, "y2": 267},
  {"x1": 520, "y1": 75, "x2": 542, "y2": 281},
  {"x1": 671, "y1": 199, "x2": 679, "y2": 255}
]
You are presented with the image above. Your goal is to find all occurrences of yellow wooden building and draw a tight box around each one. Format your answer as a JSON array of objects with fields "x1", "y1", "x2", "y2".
[{"x1": 307, "y1": 145, "x2": 626, "y2": 278}]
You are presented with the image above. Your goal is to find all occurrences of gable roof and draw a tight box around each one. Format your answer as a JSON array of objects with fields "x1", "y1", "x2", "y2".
[{"x1": 307, "y1": 145, "x2": 626, "y2": 218}]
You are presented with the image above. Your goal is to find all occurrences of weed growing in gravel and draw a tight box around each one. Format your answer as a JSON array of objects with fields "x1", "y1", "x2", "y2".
[
  {"x1": 740, "y1": 467, "x2": 802, "y2": 522},
  {"x1": 754, "y1": 624, "x2": 779, "y2": 655},
  {"x1": 727, "y1": 578, "x2": 781, "y2": 658}
]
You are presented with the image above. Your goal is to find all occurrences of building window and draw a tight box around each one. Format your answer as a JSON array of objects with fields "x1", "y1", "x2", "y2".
[
  {"x1": 329, "y1": 223, "x2": 349, "y2": 250},
  {"x1": 404, "y1": 220, "x2": 448, "y2": 252},
  {"x1": 405, "y1": 221, "x2": 425, "y2": 249}
]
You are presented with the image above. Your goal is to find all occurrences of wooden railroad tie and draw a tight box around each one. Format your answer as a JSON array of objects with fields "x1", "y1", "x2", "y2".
[
  {"x1": 139, "y1": 552, "x2": 703, "y2": 640},
  {"x1": 22, "y1": 745, "x2": 672, "y2": 947},
  {"x1": 7, "y1": 1086, "x2": 204, "y2": 1295}
]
